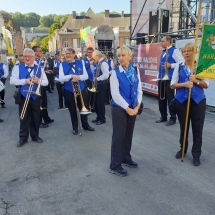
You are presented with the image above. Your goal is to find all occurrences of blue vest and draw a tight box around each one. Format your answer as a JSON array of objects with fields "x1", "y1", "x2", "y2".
[
  {"x1": 0, "y1": 63, "x2": 4, "y2": 78},
  {"x1": 19, "y1": 64, "x2": 42, "y2": 100},
  {"x1": 35, "y1": 58, "x2": 48, "y2": 72},
  {"x1": 54, "y1": 61, "x2": 61, "y2": 79},
  {"x1": 158, "y1": 47, "x2": 176, "y2": 79},
  {"x1": 107, "y1": 59, "x2": 112, "y2": 71},
  {"x1": 175, "y1": 64, "x2": 205, "y2": 104},
  {"x1": 111, "y1": 67, "x2": 139, "y2": 110},
  {"x1": 83, "y1": 58, "x2": 94, "y2": 81},
  {"x1": 94, "y1": 59, "x2": 107, "y2": 85},
  {"x1": 62, "y1": 60, "x2": 85, "y2": 93}
]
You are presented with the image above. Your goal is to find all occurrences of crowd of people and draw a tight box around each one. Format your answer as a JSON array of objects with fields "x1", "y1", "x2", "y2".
[{"x1": 0, "y1": 37, "x2": 209, "y2": 176}]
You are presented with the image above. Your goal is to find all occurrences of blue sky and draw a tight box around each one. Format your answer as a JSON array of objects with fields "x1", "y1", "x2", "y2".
[{"x1": 0, "y1": 0, "x2": 130, "y2": 15}]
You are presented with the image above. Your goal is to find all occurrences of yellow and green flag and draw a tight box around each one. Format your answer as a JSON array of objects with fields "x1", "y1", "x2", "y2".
[
  {"x1": 80, "y1": 26, "x2": 91, "y2": 44},
  {"x1": 2, "y1": 26, "x2": 14, "y2": 55},
  {"x1": 196, "y1": 24, "x2": 215, "y2": 79}
]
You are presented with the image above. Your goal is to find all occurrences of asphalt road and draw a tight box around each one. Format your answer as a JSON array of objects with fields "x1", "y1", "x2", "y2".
[{"x1": 0, "y1": 80, "x2": 215, "y2": 215}]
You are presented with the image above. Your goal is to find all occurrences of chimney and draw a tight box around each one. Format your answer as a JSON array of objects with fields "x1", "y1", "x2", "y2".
[
  {"x1": 121, "y1": 11, "x2": 124, "y2": 17},
  {"x1": 72, "y1": 11, "x2": 76, "y2": 19},
  {"x1": 105, "y1": 10, "x2": 109, "y2": 18}
]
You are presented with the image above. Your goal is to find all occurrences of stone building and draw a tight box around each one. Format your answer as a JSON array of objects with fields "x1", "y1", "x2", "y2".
[{"x1": 48, "y1": 8, "x2": 130, "y2": 55}]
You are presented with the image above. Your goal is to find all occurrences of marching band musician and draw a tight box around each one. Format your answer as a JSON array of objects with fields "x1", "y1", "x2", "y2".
[
  {"x1": 91, "y1": 50, "x2": 109, "y2": 125},
  {"x1": 10, "y1": 48, "x2": 48, "y2": 147},
  {"x1": 156, "y1": 35, "x2": 184, "y2": 126},
  {"x1": 0, "y1": 56, "x2": 9, "y2": 108},
  {"x1": 59, "y1": 47, "x2": 95, "y2": 135},
  {"x1": 16, "y1": 54, "x2": 25, "y2": 65},
  {"x1": 109, "y1": 46, "x2": 142, "y2": 177},
  {"x1": 33, "y1": 46, "x2": 54, "y2": 128},
  {"x1": 171, "y1": 43, "x2": 209, "y2": 166}
]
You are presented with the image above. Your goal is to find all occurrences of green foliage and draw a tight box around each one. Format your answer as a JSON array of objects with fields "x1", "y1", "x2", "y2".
[
  {"x1": 39, "y1": 15, "x2": 53, "y2": 27},
  {"x1": 80, "y1": 11, "x2": 86, "y2": 16},
  {"x1": 40, "y1": 36, "x2": 49, "y2": 52},
  {"x1": 0, "y1": 10, "x2": 11, "y2": 19},
  {"x1": 30, "y1": 37, "x2": 41, "y2": 48},
  {"x1": 49, "y1": 23, "x2": 60, "y2": 35}
]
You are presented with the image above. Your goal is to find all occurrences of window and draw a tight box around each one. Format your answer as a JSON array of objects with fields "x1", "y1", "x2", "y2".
[
  {"x1": 124, "y1": 38, "x2": 130, "y2": 46},
  {"x1": 64, "y1": 38, "x2": 68, "y2": 48},
  {"x1": 73, "y1": 39, "x2": 78, "y2": 48}
]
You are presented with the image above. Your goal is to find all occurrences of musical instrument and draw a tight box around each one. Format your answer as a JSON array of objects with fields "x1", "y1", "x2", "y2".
[
  {"x1": 160, "y1": 47, "x2": 170, "y2": 100},
  {"x1": 88, "y1": 62, "x2": 102, "y2": 110},
  {"x1": 0, "y1": 80, "x2": 5, "y2": 92},
  {"x1": 20, "y1": 60, "x2": 41, "y2": 120},
  {"x1": 71, "y1": 80, "x2": 91, "y2": 136}
]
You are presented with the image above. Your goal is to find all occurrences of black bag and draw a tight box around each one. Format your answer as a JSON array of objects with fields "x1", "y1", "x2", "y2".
[
  {"x1": 138, "y1": 102, "x2": 144, "y2": 115},
  {"x1": 13, "y1": 87, "x2": 22, "y2": 104}
]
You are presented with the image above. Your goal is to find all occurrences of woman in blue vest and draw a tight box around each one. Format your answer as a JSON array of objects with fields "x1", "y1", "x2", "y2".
[
  {"x1": 109, "y1": 46, "x2": 142, "y2": 177},
  {"x1": 171, "y1": 43, "x2": 209, "y2": 166}
]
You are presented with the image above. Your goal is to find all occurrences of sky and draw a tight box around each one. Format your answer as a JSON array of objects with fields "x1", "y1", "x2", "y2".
[{"x1": 0, "y1": 0, "x2": 130, "y2": 16}]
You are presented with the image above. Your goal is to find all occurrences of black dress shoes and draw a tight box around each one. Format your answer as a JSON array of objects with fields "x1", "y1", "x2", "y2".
[
  {"x1": 40, "y1": 123, "x2": 48, "y2": 128},
  {"x1": 44, "y1": 119, "x2": 54, "y2": 124},
  {"x1": 193, "y1": 158, "x2": 200, "y2": 166},
  {"x1": 17, "y1": 139, "x2": 28, "y2": 147},
  {"x1": 175, "y1": 150, "x2": 187, "y2": 159},
  {"x1": 96, "y1": 120, "x2": 106, "y2": 125},
  {"x1": 0, "y1": 118, "x2": 3, "y2": 122},
  {"x1": 83, "y1": 126, "x2": 95, "y2": 131},
  {"x1": 32, "y1": 137, "x2": 43, "y2": 143},
  {"x1": 121, "y1": 161, "x2": 138, "y2": 168},
  {"x1": 155, "y1": 118, "x2": 167, "y2": 123},
  {"x1": 73, "y1": 130, "x2": 79, "y2": 135},
  {"x1": 92, "y1": 119, "x2": 99, "y2": 123},
  {"x1": 166, "y1": 120, "x2": 176, "y2": 126},
  {"x1": 109, "y1": 168, "x2": 127, "y2": 177}
]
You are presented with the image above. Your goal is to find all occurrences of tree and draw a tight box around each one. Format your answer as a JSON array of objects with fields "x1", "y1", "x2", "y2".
[
  {"x1": 11, "y1": 12, "x2": 25, "y2": 26},
  {"x1": 0, "y1": 10, "x2": 11, "y2": 19},
  {"x1": 30, "y1": 37, "x2": 41, "y2": 48},
  {"x1": 39, "y1": 15, "x2": 53, "y2": 27},
  {"x1": 49, "y1": 23, "x2": 60, "y2": 35},
  {"x1": 24, "y1": 13, "x2": 40, "y2": 27},
  {"x1": 40, "y1": 36, "x2": 49, "y2": 52},
  {"x1": 80, "y1": 11, "x2": 86, "y2": 16}
]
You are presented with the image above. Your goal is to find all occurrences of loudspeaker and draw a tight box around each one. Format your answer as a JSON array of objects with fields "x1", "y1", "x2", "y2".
[{"x1": 136, "y1": 33, "x2": 146, "y2": 45}]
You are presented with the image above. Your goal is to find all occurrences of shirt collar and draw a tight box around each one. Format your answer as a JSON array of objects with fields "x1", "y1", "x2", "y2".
[
  {"x1": 99, "y1": 58, "x2": 104, "y2": 63},
  {"x1": 119, "y1": 65, "x2": 124, "y2": 73},
  {"x1": 25, "y1": 63, "x2": 34, "y2": 67}
]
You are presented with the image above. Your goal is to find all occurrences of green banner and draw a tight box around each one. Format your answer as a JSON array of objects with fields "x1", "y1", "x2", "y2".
[{"x1": 196, "y1": 24, "x2": 215, "y2": 79}]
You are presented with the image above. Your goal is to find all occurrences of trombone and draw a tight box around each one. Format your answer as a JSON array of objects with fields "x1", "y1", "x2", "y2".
[
  {"x1": 71, "y1": 80, "x2": 92, "y2": 136},
  {"x1": 160, "y1": 47, "x2": 170, "y2": 100},
  {"x1": 88, "y1": 62, "x2": 101, "y2": 110},
  {"x1": 20, "y1": 60, "x2": 41, "y2": 120}
]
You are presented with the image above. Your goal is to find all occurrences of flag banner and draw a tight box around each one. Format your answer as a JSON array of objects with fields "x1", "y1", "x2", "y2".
[
  {"x1": 80, "y1": 26, "x2": 91, "y2": 44},
  {"x1": 196, "y1": 24, "x2": 215, "y2": 79},
  {"x1": 2, "y1": 26, "x2": 14, "y2": 55}
]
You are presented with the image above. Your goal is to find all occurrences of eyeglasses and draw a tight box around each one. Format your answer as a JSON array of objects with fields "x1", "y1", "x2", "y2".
[
  {"x1": 182, "y1": 50, "x2": 193, "y2": 53},
  {"x1": 87, "y1": 52, "x2": 93, "y2": 54},
  {"x1": 24, "y1": 55, "x2": 34, "y2": 58}
]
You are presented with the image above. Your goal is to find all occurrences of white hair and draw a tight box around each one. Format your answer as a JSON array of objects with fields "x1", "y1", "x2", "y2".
[
  {"x1": 23, "y1": 48, "x2": 35, "y2": 56},
  {"x1": 93, "y1": 50, "x2": 103, "y2": 57}
]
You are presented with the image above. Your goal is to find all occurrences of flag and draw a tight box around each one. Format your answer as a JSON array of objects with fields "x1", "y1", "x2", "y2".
[
  {"x1": 196, "y1": 24, "x2": 215, "y2": 80},
  {"x1": 2, "y1": 26, "x2": 14, "y2": 55},
  {"x1": 80, "y1": 26, "x2": 91, "y2": 44}
]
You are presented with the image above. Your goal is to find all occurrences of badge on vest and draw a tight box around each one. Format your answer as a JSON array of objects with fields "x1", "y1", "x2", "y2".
[
  {"x1": 134, "y1": 77, "x2": 137, "y2": 82},
  {"x1": 78, "y1": 68, "x2": 82, "y2": 72}
]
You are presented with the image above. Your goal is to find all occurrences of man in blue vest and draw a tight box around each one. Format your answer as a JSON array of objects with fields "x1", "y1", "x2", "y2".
[
  {"x1": 59, "y1": 47, "x2": 95, "y2": 135},
  {"x1": 91, "y1": 50, "x2": 109, "y2": 125},
  {"x1": 0, "y1": 56, "x2": 8, "y2": 108},
  {"x1": 10, "y1": 48, "x2": 48, "y2": 147},
  {"x1": 156, "y1": 35, "x2": 184, "y2": 126}
]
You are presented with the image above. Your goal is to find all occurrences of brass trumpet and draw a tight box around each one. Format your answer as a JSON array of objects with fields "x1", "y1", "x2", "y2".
[{"x1": 20, "y1": 60, "x2": 41, "y2": 120}]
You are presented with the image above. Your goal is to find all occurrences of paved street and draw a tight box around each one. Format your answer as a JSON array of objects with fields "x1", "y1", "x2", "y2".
[{"x1": 0, "y1": 81, "x2": 215, "y2": 215}]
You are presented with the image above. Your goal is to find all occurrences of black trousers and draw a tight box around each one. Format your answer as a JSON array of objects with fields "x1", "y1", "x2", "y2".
[
  {"x1": 0, "y1": 78, "x2": 6, "y2": 106},
  {"x1": 110, "y1": 105, "x2": 136, "y2": 170},
  {"x1": 94, "y1": 84, "x2": 106, "y2": 122},
  {"x1": 64, "y1": 89, "x2": 89, "y2": 130},
  {"x1": 103, "y1": 81, "x2": 111, "y2": 104},
  {"x1": 46, "y1": 73, "x2": 55, "y2": 90},
  {"x1": 40, "y1": 86, "x2": 51, "y2": 123},
  {"x1": 56, "y1": 81, "x2": 67, "y2": 108},
  {"x1": 19, "y1": 96, "x2": 41, "y2": 140},
  {"x1": 176, "y1": 98, "x2": 206, "y2": 158},
  {"x1": 158, "y1": 80, "x2": 176, "y2": 121}
]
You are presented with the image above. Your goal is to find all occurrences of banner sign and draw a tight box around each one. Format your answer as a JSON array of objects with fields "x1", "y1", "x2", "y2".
[
  {"x1": 2, "y1": 26, "x2": 14, "y2": 55},
  {"x1": 130, "y1": 43, "x2": 162, "y2": 94},
  {"x1": 196, "y1": 24, "x2": 215, "y2": 80},
  {"x1": 80, "y1": 26, "x2": 93, "y2": 54}
]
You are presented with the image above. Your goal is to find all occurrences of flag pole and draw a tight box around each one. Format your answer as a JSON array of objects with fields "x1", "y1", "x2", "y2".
[{"x1": 181, "y1": 0, "x2": 203, "y2": 162}]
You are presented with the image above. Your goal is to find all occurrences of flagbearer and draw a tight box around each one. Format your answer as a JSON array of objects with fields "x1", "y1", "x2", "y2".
[
  {"x1": 171, "y1": 43, "x2": 209, "y2": 166},
  {"x1": 0, "y1": 56, "x2": 8, "y2": 108}
]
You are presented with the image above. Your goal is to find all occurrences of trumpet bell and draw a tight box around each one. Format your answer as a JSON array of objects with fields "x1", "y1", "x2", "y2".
[
  {"x1": 88, "y1": 87, "x2": 96, "y2": 92},
  {"x1": 80, "y1": 106, "x2": 92, "y2": 115},
  {"x1": 23, "y1": 90, "x2": 41, "y2": 96},
  {"x1": 162, "y1": 74, "x2": 169, "y2": 80}
]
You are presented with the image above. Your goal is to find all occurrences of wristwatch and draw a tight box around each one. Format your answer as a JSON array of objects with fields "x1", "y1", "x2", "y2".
[{"x1": 196, "y1": 81, "x2": 200, "y2": 85}]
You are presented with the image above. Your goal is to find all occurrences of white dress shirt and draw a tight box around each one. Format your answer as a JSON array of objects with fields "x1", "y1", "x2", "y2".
[
  {"x1": 10, "y1": 64, "x2": 48, "y2": 86},
  {"x1": 110, "y1": 65, "x2": 143, "y2": 109},
  {"x1": 0, "y1": 64, "x2": 9, "y2": 78},
  {"x1": 59, "y1": 60, "x2": 88, "y2": 83},
  {"x1": 171, "y1": 62, "x2": 209, "y2": 87},
  {"x1": 96, "y1": 58, "x2": 109, "y2": 81}
]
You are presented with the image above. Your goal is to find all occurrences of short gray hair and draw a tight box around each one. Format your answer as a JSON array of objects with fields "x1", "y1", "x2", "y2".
[
  {"x1": 117, "y1": 46, "x2": 132, "y2": 57},
  {"x1": 93, "y1": 50, "x2": 103, "y2": 57},
  {"x1": 23, "y1": 48, "x2": 35, "y2": 56}
]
